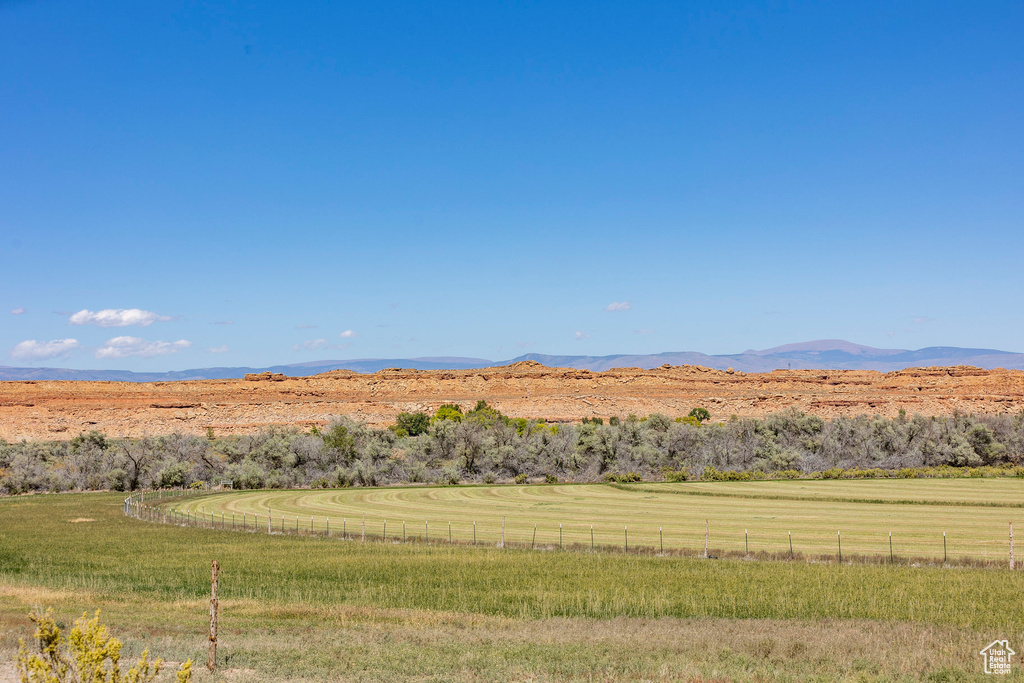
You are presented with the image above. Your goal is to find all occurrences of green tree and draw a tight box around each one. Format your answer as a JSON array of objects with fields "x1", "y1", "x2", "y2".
[
  {"x1": 433, "y1": 403, "x2": 464, "y2": 423},
  {"x1": 322, "y1": 424, "x2": 356, "y2": 462},
  {"x1": 688, "y1": 407, "x2": 711, "y2": 424},
  {"x1": 394, "y1": 412, "x2": 431, "y2": 437},
  {"x1": 466, "y1": 400, "x2": 508, "y2": 428}
]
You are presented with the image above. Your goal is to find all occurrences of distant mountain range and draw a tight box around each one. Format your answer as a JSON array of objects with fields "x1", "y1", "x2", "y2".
[{"x1": 2, "y1": 340, "x2": 1023, "y2": 381}]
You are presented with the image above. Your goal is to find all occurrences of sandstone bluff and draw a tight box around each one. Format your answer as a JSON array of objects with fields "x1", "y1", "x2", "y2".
[{"x1": 2, "y1": 361, "x2": 1023, "y2": 440}]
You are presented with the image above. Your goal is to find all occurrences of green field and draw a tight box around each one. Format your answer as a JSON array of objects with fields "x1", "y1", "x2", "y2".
[
  {"x1": 3, "y1": 486, "x2": 1024, "y2": 681},
  {"x1": 164, "y1": 480, "x2": 1024, "y2": 563}
]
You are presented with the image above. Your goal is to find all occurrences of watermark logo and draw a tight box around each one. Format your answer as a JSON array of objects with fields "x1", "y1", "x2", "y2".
[{"x1": 980, "y1": 640, "x2": 1015, "y2": 675}]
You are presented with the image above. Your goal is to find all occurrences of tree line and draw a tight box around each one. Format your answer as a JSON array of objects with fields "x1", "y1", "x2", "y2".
[{"x1": 2, "y1": 402, "x2": 1023, "y2": 494}]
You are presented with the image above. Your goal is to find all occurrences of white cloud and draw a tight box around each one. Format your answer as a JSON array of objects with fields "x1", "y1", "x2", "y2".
[
  {"x1": 95, "y1": 336, "x2": 191, "y2": 359},
  {"x1": 11, "y1": 338, "x2": 79, "y2": 360},
  {"x1": 911, "y1": 316, "x2": 934, "y2": 325},
  {"x1": 634, "y1": 328, "x2": 655, "y2": 335},
  {"x1": 574, "y1": 331, "x2": 591, "y2": 340},
  {"x1": 70, "y1": 308, "x2": 172, "y2": 327},
  {"x1": 10, "y1": 307, "x2": 26, "y2": 315},
  {"x1": 339, "y1": 330, "x2": 357, "y2": 338},
  {"x1": 209, "y1": 345, "x2": 230, "y2": 353},
  {"x1": 212, "y1": 320, "x2": 234, "y2": 326},
  {"x1": 605, "y1": 301, "x2": 632, "y2": 312},
  {"x1": 293, "y1": 338, "x2": 328, "y2": 351}
]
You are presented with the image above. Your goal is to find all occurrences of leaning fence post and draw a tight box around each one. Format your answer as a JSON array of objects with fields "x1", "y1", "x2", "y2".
[
  {"x1": 789, "y1": 531, "x2": 793, "y2": 559},
  {"x1": 745, "y1": 529, "x2": 749, "y2": 557},
  {"x1": 660, "y1": 527, "x2": 663, "y2": 555},
  {"x1": 1011, "y1": 522, "x2": 1015, "y2": 570},
  {"x1": 559, "y1": 523, "x2": 562, "y2": 550},
  {"x1": 889, "y1": 531, "x2": 893, "y2": 563},
  {"x1": 943, "y1": 531, "x2": 946, "y2": 564},
  {"x1": 624, "y1": 525, "x2": 628, "y2": 552},
  {"x1": 591, "y1": 524, "x2": 594, "y2": 551},
  {"x1": 207, "y1": 560, "x2": 219, "y2": 672},
  {"x1": 838, "y1": 530, "x2": 842, "y2": 563},
  {"x1": 383, "y1": 519, "x2": 387, "y2": 541},
  {"x1": 473, "y1": 521, "x2": 476, "y2": 544},
  {"x1": 532, "y1": 524, "x2": 537, "y2": 549},
  {"x1": 449, "y1": 521, "x2": 451, "y2": 543}
]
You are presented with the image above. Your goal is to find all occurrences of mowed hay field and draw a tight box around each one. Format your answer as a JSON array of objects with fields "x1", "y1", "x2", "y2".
[
  {"x1": 1, "y1": 489, "x2": 1023, "y2": 681},
  {"x1": 167, "y1": 480, "x2": 1024, "y2": 563}
]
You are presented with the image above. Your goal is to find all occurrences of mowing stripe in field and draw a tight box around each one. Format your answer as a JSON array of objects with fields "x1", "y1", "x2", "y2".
[{"x1": 167, "y1": 480, "x2": 1024, "y2": 562}]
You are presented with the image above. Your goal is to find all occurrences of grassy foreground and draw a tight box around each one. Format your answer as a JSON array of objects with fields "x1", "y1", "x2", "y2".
[
  {"x1": 2, "y1": 491, "x2": 1023, "y2": 681},
  {"x1": 168, "y1": 480, "x2": 1024, "y2": 563}
]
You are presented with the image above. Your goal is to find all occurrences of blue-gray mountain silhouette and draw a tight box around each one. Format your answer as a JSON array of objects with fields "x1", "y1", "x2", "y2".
[{"x1": 2, "y1": 340, "x2": 1022, "y2": 381}]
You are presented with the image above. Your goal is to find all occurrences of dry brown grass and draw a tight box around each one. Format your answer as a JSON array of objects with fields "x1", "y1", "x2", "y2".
[{"x1": 0, "y1": 582, "x2": 1014, "y2": 682}]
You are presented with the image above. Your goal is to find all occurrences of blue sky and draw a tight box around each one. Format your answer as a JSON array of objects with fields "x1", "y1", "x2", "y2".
[{"x1": 2, "y1": 1, "x2": 1022, "y2": 370}]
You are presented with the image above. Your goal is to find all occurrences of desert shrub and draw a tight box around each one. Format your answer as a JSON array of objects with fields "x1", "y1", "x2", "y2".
[
  {"x1": 17, "y1": 608, "x2": 192, "y2": 683},
  {"x1": 662, "y1": 467, "x2": 689, "y2": 482},
  {"x1": 6, "y1": 409, "x2": 1024, "y2": 492},
  {"x1": 106, "y1": 468, "x2": 128, "y2": 491},
  {"x1": 331, "y1": 467, "x2": 354, "y2": 488},
  {"x1": 514, "y1": 473, "x2": 528, "y2": 484},
  {"x1": 438, "y1": 464, "x2": 460, "y2": 486},
  {"x1": 701, "y1": 466, "x2": 751, "y2": 482},
  {"x1": 156, "y1": 462, "x2": 190, "y2": 489},
  {"x1": 483, "y1": 472, "x2": 497, "y2": 484},
  {"x1": 227, "y1": 457, "x2": 266, "y2": 490},
  {"x1": 544, "y1": 474, "x2": 558, "y2": 484}
]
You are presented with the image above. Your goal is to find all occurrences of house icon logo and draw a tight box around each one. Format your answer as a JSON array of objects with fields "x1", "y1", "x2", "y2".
[{"x1": 980, "y1": 640, "x2": 1015, "y2": 675}]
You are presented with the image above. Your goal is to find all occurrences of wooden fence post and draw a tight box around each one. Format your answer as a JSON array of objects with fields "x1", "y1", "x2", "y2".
[
  {"x1": 1011, "y1": 522, "x2": 1015, "y2": 570},
  {"x1": 501, "y1": 516, "x2": 505, "y2": 548},
  {"x1": 207, "y1": 560, "x2": 219, "y2": 672},
  {"x1": 704, "y1": 519, "x2": 709, "y2": 558}
]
